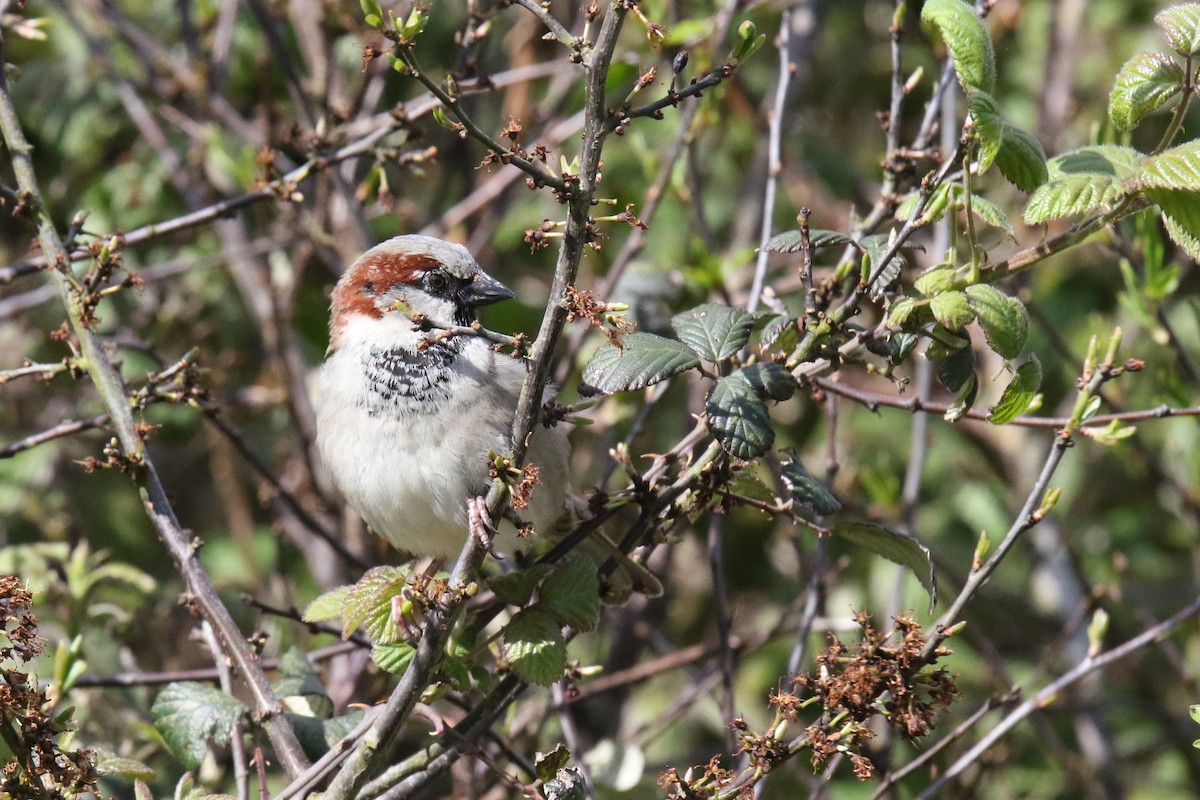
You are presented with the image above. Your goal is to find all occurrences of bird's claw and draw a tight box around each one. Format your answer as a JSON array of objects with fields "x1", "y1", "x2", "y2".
[{"x1": 468, "y1": 496, "x2": 497, "y2": 550}]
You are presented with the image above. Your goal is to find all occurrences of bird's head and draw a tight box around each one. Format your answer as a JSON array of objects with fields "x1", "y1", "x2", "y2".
[{"x1": 329, "y1": 235, "x2": 514, "y2": 348}]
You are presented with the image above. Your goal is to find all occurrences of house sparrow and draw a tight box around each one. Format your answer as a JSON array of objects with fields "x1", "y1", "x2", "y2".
[{"x1": 315, "y1": 235, "x2": 573, "y2": 561}]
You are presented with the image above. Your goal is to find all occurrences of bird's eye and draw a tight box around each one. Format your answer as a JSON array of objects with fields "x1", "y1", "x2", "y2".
[
  {"x1": 424, "y1": 270, "x2": 450, "y2": 294},
  {"x1": 427, "y1": 271, "x2": 453, "y2": 296}
]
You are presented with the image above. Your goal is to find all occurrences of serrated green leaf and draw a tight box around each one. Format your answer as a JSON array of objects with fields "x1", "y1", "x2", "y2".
[
  {"x1": 582, "y1": 332, "x2": 701, "y2": 393},
  {"x1": 705, "y1": 373, "x2": 774, "y2": 459},
  {"x1": 540, "y1": 557, "x2": 601, "y2": 632},
  {"x1": 781, "y1": 450, "x2": 840, "y2": 515},
  {"x1": 302, "y1": 585, "x2": 350, "y2": 623},
  {"x1": 504, "y1": 607, "x2": 567, "y2": 686},
  {"x1": 1147, "y1": 187, "x2": 1200, "y2": 237},
  {"x1": 535, "y1": 744, "x2": 572, "y2": 782},
  {"x1": 889, "y1": 332, "x2": 919, "y2": 364},
  {"x1": 996, "y1": 124, "x2": 1048, "y2": 192},
  {"x1": 95, "y1": 752, "x2": 156, "y2": 781},
  {"x1": 914, "y1": 265, "x2": 961, "y2": 297},
  {"x1": 921, "y1": 0, "x2": 996, "y2": 93},
  {"x1": 1162, "y1": 211, "x2": 1200, "y2": 262},
  {"x1": 737, "y1": 363, "x2": 796, "y2": 401},
  {"x1": 859, "y1": 234, "x2": 909, "y2": 295},
  {"x1": 944, "y1": 371, "x2": 979, "y2": 422},
  {"x1": 274, "y1": 649, "x2": 331, "y2": 718},
  {"x1": 1157, "y1": 4, "x2": 1200, "y2": 55},
  {"x1": 342, "y1": 566, "x2": 409, "y2": 644},
  {"x1": 931, "y1": 290, "x2": 976, "y2": 331},
  {"x1": 762, "y1": 229, "x2": 856, "y2": 252},
  {"x1": 488, "y1": 564, "x2": 551, "y2": 607},
  {"x1": 886, "y1": 297, "x2": 918, "y2": 328},
  {"x1": 1108, "y1": 51, "x2": 1185, "y2": 130},
  {"x1": 371, "y1": 642, "x2": 416, "y2": 674},
  {"x1": 831, "y1": 522, "x2": 937, "y2": 611},
  {"x1": 671, "y1": 304, "x2": 756, "y2": 361},
  {"x1": 968, "y1": 194, "x2": 1017, "y2": 239},
  {"x1": 761, "y1": 314, "x2": 799, "y2": 350},
  {"x1": 937, "y1": 345, "x2": 976, "y2": 392},
  {"x1": 967, "y1": 90, "x2": 1003, "y2": 170},
  {"x1": 152, "y1": 683, "x2": 249, "y2": 769},
  {"x1": 1049, "y1": 145, "x2": 1144, "y2": 180},
  {"x1": 1024, "y1": 174, "x2": 1128, "y2": 223},
  {"x1": 966, "y1": 284, "x2": 1028, "y2": 358},
  {"x1": 988, "y1": 356, "x2": 1042, "y2": 424},
  {"x1": 1136, "y1": 139, "x2": 1200, "y2": 190}
]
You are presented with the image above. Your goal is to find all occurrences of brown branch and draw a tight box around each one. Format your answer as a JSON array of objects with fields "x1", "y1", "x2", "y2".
[
  {"x1": 0, "y1": 34, "x2": 309, "y2": 778},
  {"x1": 815, "y1": 376, "x2": 1200, "y2": 428}
]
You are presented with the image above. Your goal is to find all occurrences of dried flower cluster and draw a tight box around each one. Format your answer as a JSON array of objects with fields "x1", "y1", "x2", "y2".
[
  {"x1": 0, "y1": 575, "x2": 98, "y2": 799},
  {"x1": 785, "y1": 612, "x2": 959, "y2": 778}
]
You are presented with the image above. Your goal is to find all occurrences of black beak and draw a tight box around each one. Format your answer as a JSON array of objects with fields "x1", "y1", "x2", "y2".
[{"x1": 461, "y1": 271, "x2": 515, "y2": 308}]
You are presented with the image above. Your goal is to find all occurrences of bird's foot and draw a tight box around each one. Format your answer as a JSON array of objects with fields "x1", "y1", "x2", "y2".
[{"x1": 468, "y1": 496, "x2": 497, "y2": 551}]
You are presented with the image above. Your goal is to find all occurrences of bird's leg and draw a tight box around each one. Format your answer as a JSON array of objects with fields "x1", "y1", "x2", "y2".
[{"x1": 468, "y1": 495, "x2": 497, "y2": 550}]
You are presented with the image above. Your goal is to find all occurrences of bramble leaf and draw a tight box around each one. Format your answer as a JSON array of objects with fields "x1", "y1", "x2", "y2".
[
  {"x1": 781, "y1": 450, "x2": 840, "y2": 515},
  {"x1": 945, "y1": 371, "x2": 979, "y2": 422},
  {"x1": 930, "y1": 290, "x2": 976, "y2": 331},
  {"x1": 737, "y1": 362, "x2": 796, "y2": 401},
  {"x1": 921, "y1": 0, "x2": 996, "y2": 93},
  {"x1": 706, "y1": 373, "x2": 774, "y2": 459},
  {"x1": 504, "y1": 607, "x2": 567, "y2": 686},
  {"x1": 671, "y1": 304, "x2": 756, "y2": 361},
  {"x1": 1136, "y1": 139, "x2": 1200, "y2": 190},
  {"x1": 1157, "y1": 4, "x2": 1200, "y2": 56},
  {"x1": 152, "y1": 683, "x2": 249, "y2": 769},
  {"x1": 832, "y1": 522, "x2": 938, "y2": 611},
  {"x1": 966, "y1": 284, "x2": 1029, "y2": 358},
  {"x1": 540, "y1": 557, "x2": 601, "y2": 633},
  {"x1": 488, "y1": 564, "x2": 551, "y2": 607},
  {"x1": 988, "y1": 356, "x2": 1042, "y2": 424},
  {"x1": 937, "y1": 345, "x2": 976, "y2": 393},
  {"x1": 1108, "y1": 51, "x2": 1185, "y2": 130},
  {"x1": 995, "y1": 124, "x2": 1049, "y2": 192},
  {"x1": 371, "y1": 642, "x2": 416, "y2": 674},
  {"x1": 582, "y1": 332, "x2": 701, "y2": 393},
  {"x1": 762, "y1": 229, "x2": 856, "y2": 253}
]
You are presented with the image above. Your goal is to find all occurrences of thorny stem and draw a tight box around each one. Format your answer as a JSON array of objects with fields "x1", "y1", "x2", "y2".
[
  {"x1": 1153, "y1": 53, "x2": 1193, "y2": 155},
  {"x1": 0, "y1": 29, "x2": 310, "y2": 778}
]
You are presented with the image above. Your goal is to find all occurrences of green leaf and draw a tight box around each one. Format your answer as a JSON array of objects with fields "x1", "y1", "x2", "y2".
[
  {"x1": 967, "y1": 90, "x2": 1003, "y2": 171},
  {"x1": 705, "y1": 373, "x2": 775, "y2": 459},
  {"x1": 342, "y1": 566, "x2": 409, "y2": 644},
  {"x1": 582, "y1": 332, "x2": 701, "y2": 393},
  {"x1": 1089, "y1": 420, "x2": 1137, "y2": 446},
  {"x1": 1135, "y1": 139, "x2": 1200, "y2": 190},
  {"x1": 886, "y1": 297, "x2": 919, "y2": 328},
  {"x1": 371, "y1": 642, "x2": 416, "y2": 674},
  {"x1": 781, "y1": 450, "x2": 841, "y2": 515},
  {"x1": 988, "y1": 356, "x2": 1043, "y2": 424},
  {"x1": 1049, "y1": 145, "x2": 1144, "y2": 180},
  {"x1": 831, "y1": 522, "x2": 937, "y2": 611},
  {"x1": 995, "y1": 124, "x2": 1049, "y2": 192},
  {"x1": 152, "y1": 683, "x2": 249, "y2": 769},
  {"x1": 914, "y1": 265, "x2": 962, "y2": 297},
  {"x1": 1162, "y1": 211, "x2": 1200, "y2": 262},
  {"x1": 888, "y1": 332, "x2": 919, "y2": 364},
  {"x1": 1108, "y1": 51, "x2": 1185, "y2": 130},
  {"x1": 966, "y1": 284, "x2": 1029, "y2": 358},
  {"x1": 274, "y1": 649, "x2": 332, "y2": 718},
  {"x1": 95, "y1": 752, "x2": 156, "y2": 781},
  {"x1": 1158, "y1": 5, "x2": 1200, "y2": 55},
  {"x1": 488, "y1": 564, "x2": 551, "y2": 607},
  {"x1": 535, "y1": 744, "x2": 572, "y2": 782},
  {"x1": 937, "y1": 345, "x2": 976, "y2": 393},
  {"x1": 944, "y1": 371, "x2": 979, "y2": 422},
  {"x1": 737, "y1": 363, "x2": 796, "y2": 401},
  {"x1": 540, "y1": 557, "x2": 601, "y2": 632},
  {"x1": 968, "y1": 194, "x2": 1017, "y2": 239},
  {"x1": 930, "y1": 290, "x2": 976, "y2": 331},
  {"x1": 1024, "y1": 174, "x2": 1128, "y2": 223},
  {"x1": 859, "y1": 234, "x2": 908, "y2": 296},
  {"x1": 921, "y1": 0, "x2": 996, "y2": 93},
  {"x1": 504, "y1": 607, "x2": 567, "y2": 686},
  {"x1": 302, "y1": 585, "x2": 350, "y2": 623},
  {"x1": 761, "y1": 314, "x2": 799, "y2": 350},
  {"x1": 761, "y1": 229, "x2": 856, "y2": 253},
  {"x1": 671, "y1": 304, "x2": 756, "y2": 362}
]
